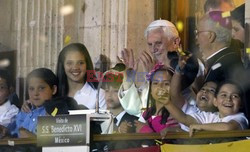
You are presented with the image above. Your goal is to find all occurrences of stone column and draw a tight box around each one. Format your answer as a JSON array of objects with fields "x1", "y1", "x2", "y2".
[
  {"x1": 246, "y1": 0, "x2": 250, "y2": 63},
  {"x1": 7, "y1": 0, "x2": 154, "y2": 77},
  {"x1": 75, "y1": 0, "x2": 154, "y2": 66}
]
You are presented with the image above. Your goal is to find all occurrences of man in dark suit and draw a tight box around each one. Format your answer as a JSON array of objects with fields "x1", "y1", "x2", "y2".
[{"x1": 195, "y1": 11, "x2": 243, "y2": 83}]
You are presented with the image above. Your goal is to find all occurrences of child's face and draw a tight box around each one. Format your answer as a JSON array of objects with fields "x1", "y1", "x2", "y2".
[
  {"x1": 28, "y1": 77, "x2": 56, "y2": 107},
  {"x1": 64, "y1": 51, "x2": 87, "y2": 83},
  {"x1": 0, "y1": 77, "x2": 9, "y2": 105},
  {"x1": 151, "y1": 71, "x2": 172, "y2": 104},
  {"x1": 232, "y1": 20, "x2": 244, "y2": 43},
  {"x1": 214, "y1": 84, "x2": 241, "y2": 118},
  {"x1": 105, "y1": 86, "x2": 121, "y2": 109},
  {"x1": 196, "y1": 82, "x2": 217, "y2": 112}
]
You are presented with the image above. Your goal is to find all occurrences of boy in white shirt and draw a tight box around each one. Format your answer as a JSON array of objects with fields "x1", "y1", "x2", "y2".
[{"x1": 0, "y1": 69, "x2": 19, "y2": 138}]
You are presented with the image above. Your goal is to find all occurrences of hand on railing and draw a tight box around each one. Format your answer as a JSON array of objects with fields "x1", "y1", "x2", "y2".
[
  {"x1": 19, "y1": 128, "x2": 36, "y2": 138},
  {"x1": 189, "y1": 124, "x2": 203, "y2": 137},
  {"x1": 0, "y1": 125, "x2": 9, "y2": 139},
  {"x1": 160, "y1": 127, "x2": 183, "y2": 139},
  {"x1": 118, "y1": 120, "x2": 133, "y2": 133}
]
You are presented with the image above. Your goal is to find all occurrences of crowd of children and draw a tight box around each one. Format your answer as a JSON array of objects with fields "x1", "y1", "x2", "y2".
[
  {"x1": 0, "y1": 41, "x2": 249, "y2": 137},
  {"x1": 0, "y1": 43, "x2": 106, "y2": 140}
]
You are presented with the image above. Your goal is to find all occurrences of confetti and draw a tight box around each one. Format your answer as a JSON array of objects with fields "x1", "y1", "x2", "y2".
[
  {"x1": 176, "y1": 21, "x2": 184, "y2": 32},
  {"x1": 51, "y1": 107, "x2": 58, "y2": 116},
  {"x1": 64, "y1": 35, "x2": 71, "y2": 45},
  {"x1": 246, "y1": 48, "x2": 250, "y2": 54},
  {"x1": 222, "y1": 11, "x2": 231, "y2": 18},
  {"x1": 60, "y1": 5, "x2": 74, "y2": 16},
  {"x1": 178, "y1": 48, "x2": 186, "y2": 56}
]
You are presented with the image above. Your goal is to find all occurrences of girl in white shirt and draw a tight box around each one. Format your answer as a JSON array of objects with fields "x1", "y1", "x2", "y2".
[
  {"x1": 56, "y1": 43, "x2": 106, "y2": 109},
  {"x1": 163, "y1": 79, "x2": 248, "y2": 137},
  {"x1": 21, "y1": 43, "x2": 107, "y2": 112}
]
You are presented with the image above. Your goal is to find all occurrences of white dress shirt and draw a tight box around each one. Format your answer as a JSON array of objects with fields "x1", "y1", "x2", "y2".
[
  {"x1": 181, "y1": 112, "x2": 248, "y2": 131},
  {"x1": 74, "y1": 82, "x2": 107, "y2": 110},
  {"x1": 205, "y1": 47, "x2": 228, "y2": 61},
  {"x1": 0, "y1": 100, "x2": 19, "y2": 127}
]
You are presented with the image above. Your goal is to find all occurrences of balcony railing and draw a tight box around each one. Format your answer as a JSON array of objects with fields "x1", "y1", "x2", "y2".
[{"x1": 1, "y1": 130, "x2": 250, "y2": 146}]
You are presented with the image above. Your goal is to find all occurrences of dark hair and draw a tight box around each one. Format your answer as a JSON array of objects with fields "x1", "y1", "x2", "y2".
[
  {"x1": 144, "y1": 68, "x2": 174, "y2": 125},
  {"x1": 56, "y1": 43, "x2": 98, "y2": 97},
  {"x1": 204, "y1": 0, "x2": 234, "y2": 13},
  {"x1": 26, "y1": 68, "x2": 58, "y2": 96},
  {"x1": 231, "y1": 4, "x2": 245, "y2": 28},
  {"x1": 215, "y1": 80, "x2": 245, "y2": 114},
  {"x1": 44, "y1": 96, "x2": 87, "y2": 115},
  {"x1": 215, "y1": 80, "x2": 244, "y2": 99},
  {"x1": 0, "y1": 68, "x2": 11, "y2": 88},
  {"x1": 102, "y1": 73, "x2": 123, "y2": 90}
]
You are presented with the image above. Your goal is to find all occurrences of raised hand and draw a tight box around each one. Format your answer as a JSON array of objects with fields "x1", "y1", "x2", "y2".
[
  {"x1": 119, "y1": 49, "x2": 139, "y2": 89},
  {"x1": 177, "y1": 45, "x2": 192, "y2": 70},
  {"x1": 139, "y1": 51, "x2": 155, "y2": 73},
  {"x1": 121, "y1": 48, "x2": 138, "y2": 71}
]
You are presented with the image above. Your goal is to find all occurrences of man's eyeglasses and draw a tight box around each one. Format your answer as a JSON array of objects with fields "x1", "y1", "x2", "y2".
[{"x1": 194, "y1": 29, "x2": 214, "y2": 36}]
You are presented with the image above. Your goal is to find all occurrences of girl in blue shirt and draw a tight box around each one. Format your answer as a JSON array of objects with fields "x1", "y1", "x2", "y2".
[{"x1": 11, "y1": 68, "x2": 58, "y2": 138}]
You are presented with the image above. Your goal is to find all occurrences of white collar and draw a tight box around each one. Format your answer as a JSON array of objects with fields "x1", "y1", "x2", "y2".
[
  {"x1": 206, "y1": 47, "x2": 228, "y2": 61},
  {"x1": 77, "y1": 82, "x2": 92, "y2": 95},
  {"x1": 115, "y1": 111, "x2": 126, "y2": 126},
  {"x1": 0, "y1": 100, "x2": 11, "y2": 112}
]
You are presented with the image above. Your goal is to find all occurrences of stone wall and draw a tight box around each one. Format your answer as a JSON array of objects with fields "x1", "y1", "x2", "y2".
[
  {"x1": 246, "y1": 0, "x2": 250, "y2": 22},
  {"x1": 246, "y1": 0, "x2": 250, "y2": 61},
  {"x1": 0, "y1": 0, "x2": 154, "y2": 78},
  {"x1": 0, "y1": 0, "x2": 12, "y2": 51}
]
